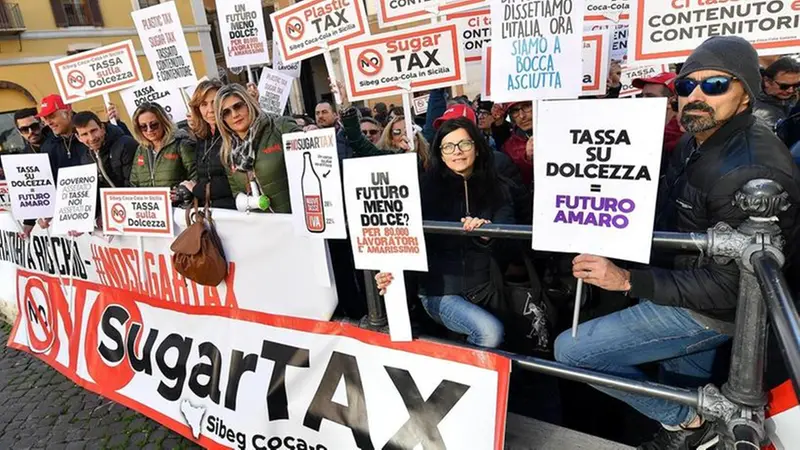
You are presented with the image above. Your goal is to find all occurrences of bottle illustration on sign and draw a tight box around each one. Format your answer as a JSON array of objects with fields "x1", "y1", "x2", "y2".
[{"x1": 302, "y1": 152, "x2": 325, "y2": 233}]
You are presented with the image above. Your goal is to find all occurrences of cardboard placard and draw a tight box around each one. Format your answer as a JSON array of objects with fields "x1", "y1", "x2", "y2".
[
  {"x1": 446, "y1": 8, "x2": 491, "y2": 63},
  {"x1": 50, "y1": 164, "x2": 98, "y2": 236},
  {"x1": 0, "y1": 154, "x2": 56, "y2": 220},
  {"x1": 341, "y1": 23, "x2": 466, "y2": 102},
  {"x1": 132, "y1": 1, "x2": 197, "y2": 88},
  {"x1": 582, "y1": 30, "x2": 611, "y2": 97},
  {"x1": 629, "y1": 1, "x2": 800, "y2": 64},
  {"x1": 256, "y1": 68, "x2": 293, "y2": 116},
  {"x1": 619, "y1": 63, "x2": 671, "y2": 97},
  {"x1": 100, "y1": 188, "x2": 173, "y2": 237},
  {"x1": 272, "y1": 34, "x2": 301, "y2": 78},
  {"x1": 584, "y1": 17, "x2": 629, "y2": 62},
  {"x1": 49, "y1": 40, "x2": 144, "y2": 104},
  {"x1": 216, "y1": 0, "x2": 271, "y2": 68},
  {"x1": 585, "y1": 0, "x2": 630, "y2": 22},
  {"x1": 0, "y1": 181, "x2": 9, "y2": 212},
  {"x1": 532, "y1": 98, "x2": 665, "y2": 263},
  {"x1": 489, "y1": 0, "x2": 585, "y2": 102},
  {"x1": 283, "y1": 128, "x2": 347, "y2": 239},
  {"x1": 271, "y1": 0, "x2": 370, "y2": 64},
  {"x1": 412, "y1": 94, "x2": 430, "y2": 116},
  {"x1": 119, "y1": 80, "x2": 189, "y2": 123}
]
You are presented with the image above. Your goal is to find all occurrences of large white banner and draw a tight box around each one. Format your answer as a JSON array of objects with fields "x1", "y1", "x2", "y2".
[
  {"x1": 120, "y1": 80, "x2": 190, "y2": 123},
  {"x1": 132, "y1": 1, "x2": 197, "y2": 88},
  {"x1": 216, "y1": 0, "x2": 271, "y2": 68},
  {"x1": 490, "y1": 0, "x2": 585, "y2": 102},
  {"x1": 1, "y1": 153, "x2": 56, "y2": 221},
  {"x1": 629, "y1": 0, "x2": 800, "y2": 64},
  {"x1": 532, "y1": 98, "x2": 665, "y2": 263}
]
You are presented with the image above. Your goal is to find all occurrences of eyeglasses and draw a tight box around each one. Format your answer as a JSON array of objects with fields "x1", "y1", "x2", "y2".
[
  {"x1": 441, "y1": 139, "x2": 475, "y2": 155},
  {"x1": 222, "y1": 101, "x2": 247, "y2": 120},
  {"x1": 770, "y1": 79, "x2": 800, "y2": 91},
  {"x1": 477, "y1": 110, "x2": 491, "y2": 118},
  {"x1": 674, "y1": 76, "x2": 736, "y2": 97},
  {"x1": 138, "y1": 121, "x2": 161, "y2": 132},
  {"x1": 362, "y1": 129, "x2": 380, "y2": 136},
  {"x1": 509, "y1": 104, "x2": 533, "y2": 118},
  {"x1": 18, "y1": 122, "x2": 41, "y2": 134}
]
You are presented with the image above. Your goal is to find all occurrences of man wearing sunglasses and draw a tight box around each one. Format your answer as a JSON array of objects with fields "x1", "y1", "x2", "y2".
[
  {"x1": 753, "y1": 56, "x2": 800, "y2": 130},
  {"x1": 13, "y1": 108, "x2": 51, "y2": 155},
  {"x1": 556, "y1": 36, "x2": 800, "y2": 450}
]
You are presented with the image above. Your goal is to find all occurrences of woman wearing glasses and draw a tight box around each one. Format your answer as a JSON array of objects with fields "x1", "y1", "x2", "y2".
[
  {"x1": 129, "y1": 103, "x2": 196, "y2": 189},
  {"x1": 375, "y1": 118, "x2": 514, "y2": 348},
  {"x1": 215, "y1": 83, "x2": 299, "y2": 213}
]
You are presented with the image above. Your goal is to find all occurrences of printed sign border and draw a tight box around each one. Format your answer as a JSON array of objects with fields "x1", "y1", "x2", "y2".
[
  {"x1": 101, "y1": 188, "x2": 173, "y2": 236},
  {"x1": 51, "y1": 40, "x2": 144, "y2": 103}
]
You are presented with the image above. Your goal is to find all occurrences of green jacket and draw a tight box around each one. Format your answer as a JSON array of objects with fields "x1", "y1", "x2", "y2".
[
  {"x1": 342, "y1": 108, "x2": 391, "y2": 158},
  {"x1": 130, "y1": 131, "x2": 196, "y2": 188},
  {"x1": 227, "y1": 115, "x2": 300, "y2": 213}
]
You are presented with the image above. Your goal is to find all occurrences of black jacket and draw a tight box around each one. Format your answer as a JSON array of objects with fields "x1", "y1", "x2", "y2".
[
  {"x1": 419, "y1": 169, "x2": 515, "y2": 296},
  {"x1": 41, "y1": 131, "x2": 88, "y2": 182},
  {"x1": 630, "y1": 111, "x2": 800, "y2": 322},
  {"x1": 193, "y1": 131, "x2": 235, "y2": 209},
  {"x1": 80, "y1": 123, "x2": 137, "y2": 188}
]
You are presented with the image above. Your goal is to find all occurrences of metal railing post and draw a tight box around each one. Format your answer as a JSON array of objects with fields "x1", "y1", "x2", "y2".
[{"x1": 360, "y1": 270, "x2": 388, "y2": 330}]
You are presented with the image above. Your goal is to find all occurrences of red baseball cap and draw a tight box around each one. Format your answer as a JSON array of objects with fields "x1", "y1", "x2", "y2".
[
  {"x1": 37, "y1": 94, "x2": 71, "y2": 118},
  {"x1": 632, "y1": 72, "x2": 677, "y2": 93},
  {"x1": 433, "y1": 104, "x2": 477, "y2": 129}
]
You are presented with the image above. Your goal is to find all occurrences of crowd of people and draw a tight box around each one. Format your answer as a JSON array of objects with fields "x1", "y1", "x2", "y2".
[{"x1": 3, "y1": 36, "x2": 800, "y2": 449}]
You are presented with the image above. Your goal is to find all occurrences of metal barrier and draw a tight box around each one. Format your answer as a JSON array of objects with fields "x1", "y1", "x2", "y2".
[{"x1": 358, "y1": 179, "x2": 800, "y2": 449}]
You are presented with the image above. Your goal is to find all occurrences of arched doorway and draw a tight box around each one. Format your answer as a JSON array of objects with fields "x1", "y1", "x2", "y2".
[{"x1": 0, "y1": 81, "x2": 37, "y2": 153}]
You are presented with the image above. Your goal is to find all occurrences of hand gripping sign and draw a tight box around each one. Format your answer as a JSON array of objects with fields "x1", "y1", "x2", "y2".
[
  {"x1": 271, "y1": 0, "x2": 370, "y2": 64},
  {"x1": 341, "y1": 23, "x2": 466, "y2": 102},
  {"x1": 49, "y1": 40, "x2": 144, "y2": 104}
]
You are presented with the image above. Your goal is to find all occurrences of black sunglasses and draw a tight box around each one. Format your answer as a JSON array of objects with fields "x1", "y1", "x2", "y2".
[
  {"x1": 18, "y1": 122, "x2": 41, "y2": 134},
  {"x1": 222, "y1": 101, "x2": 247, "y2": 120},
  {"x1": 674, "y1": 76, "x2": 736, "y2": 97},
  {"x1": 362, "y1": 129, "x2": 380, "y2": 136},
  {"x1": 771, "y1": 79, "x2": 800, "y2": 91},
  {"x1": 138, "y1": 121, "x2": 161, "y2": 132}
]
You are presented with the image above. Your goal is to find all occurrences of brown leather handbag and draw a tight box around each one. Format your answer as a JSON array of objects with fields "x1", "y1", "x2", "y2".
[{"x1": 170, "y1": 185, "x2": 228, "y2": 286}]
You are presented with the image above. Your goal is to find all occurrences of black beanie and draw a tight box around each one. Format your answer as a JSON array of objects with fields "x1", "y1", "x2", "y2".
[{"x1": 677, "y1": 36, "x2": 761, "y2": 101}]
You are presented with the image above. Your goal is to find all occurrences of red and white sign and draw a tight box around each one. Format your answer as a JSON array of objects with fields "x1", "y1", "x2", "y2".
[
  {"x1": 619, "y1": 63, "x2": 670, "y2": 97},
  {"x1": 412, "y1": 94, "x2": 430, "y2": 116},
  {"x1": 584, "y1": 17, "x2": 629, "y2": 62},
  {"x1": 766, "y1": 380, "x2": 800, "y2": 450},
  {"x1": 7, "y1": 268, "x2": 510, "y2": 450},
  {"x1": 0, "y1": 181, "x2": 9, "y2": 212},
  {"x1": 100, "y1": 188, "x2": 173, "y2": 237},
  {"x1": 377, "y1": 0, "x2": 487, "y2": 28},
  {"x1": 132, "y1": 1, "x2": 197, "y2": 88},
  {"x1": 582, "y1": 31, "x2": 611, "y2": 97},
  {"x1": 341, "y1": 23, "x2": 466, "y2": 102},
  {"x1": 629, "y1": 0, "x2": 800, "y2": 64},
  {"x1": 49, "y1": 40, "x2": 144, "y2": 104},
  {"x1": 271, "y1": 0, "x2": 370, "y2": 64},
  {"x1": 446, "y1": 8, "x2": 491, "y2": 63},
  {"x1": 482, "y1": 44, "x2": 492, "y2": 100},
  {"x1": 215, "y1": 0, "x2": 271, "y2": 68},
  {"x1": 585, "y1": 0, "x2": 630, "y2": 21}
]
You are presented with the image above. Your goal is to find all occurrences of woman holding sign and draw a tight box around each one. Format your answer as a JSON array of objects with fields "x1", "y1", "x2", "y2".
[
  {"x1": 215, "y1": 83, "x2": 299, "y2": 213},
  {"x1": 376, "y1": 118, "x2": 514, "y2": 348}
]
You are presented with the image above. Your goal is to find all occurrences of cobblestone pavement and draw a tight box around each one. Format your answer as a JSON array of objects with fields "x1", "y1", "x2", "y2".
[{"x1": 0, "y1": 324, "x2": 202, "y2": 450}]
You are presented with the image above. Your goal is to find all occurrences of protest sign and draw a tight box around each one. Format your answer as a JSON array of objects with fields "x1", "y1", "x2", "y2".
[
  {"x1": 619, "y1": 63, "x2": 670, "y2": 97},
  {"x1": 489, "y1": 0, "x2": 585, "y2": 102},
  {"x1": 377, "y1": 0, "x2": 487, "y2": 27},
  {"x1": 412, "y1": 94, "x2": 430, "y2": 116},
  {"x1": 120, "y1": 80, "x2": 189, "y2": 123},
  {"x1": 271, "y1": 0, "x2": 370, "y2": 63},
  {"x1": 0, "y1": 154, "x2": 56, "y2": 220},
  {"x1": 50, "y1": 165, "x2": 98, "y2": 236},
  {"x1": 283, "y1": 128, "x2": 347, "y2": 239},
  {"x1": 584, "y1": 17, "x2": 628, "y2": 62},
  {"x1": 446, "y1": 8, "x2": 491, "y2": 63},
  {"x1": 132, "y1": 1, "x2": 196, "y2": 88},
  {"x1": 582, "y1": 30, "x2": 611, "y2": 97},
  {"x1": 0, "y1": 182, "x2": 9, "y2": 212},
  {"x1": 100, "y1": 188, "x2": 173, "y2": 237},
  {"x1": 532, "y1": 98, "x2": 665, "y2": 263},
  {"x1": 482, "y1": 44, "x2": 492, "y2": 100},
  {"x1": 216, "y1": 0, "x2": 270, "y2": 68},
  {"x1": 341, "y1": 23, "x2": 466, "y2": 102},
  {"x1": 50, "y1": 40, "x2": 143, "y2": 104},
  {"x1": 629, "y1": 1, "x2": 800, "y2": 64},
  {"x1": 585, "y1": 0, "x2": 630, "y2": 21},
  {"x1": 256, "y1": 68, "x2": 293, "y2": 116},
  {"x1": 272, "y1": 34, "x2": 301, "y2": 78}
]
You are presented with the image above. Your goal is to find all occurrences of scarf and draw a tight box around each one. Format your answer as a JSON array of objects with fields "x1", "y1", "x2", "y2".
[{"x1": 229, "y1": 116, "x2": 265, "y2": 172}]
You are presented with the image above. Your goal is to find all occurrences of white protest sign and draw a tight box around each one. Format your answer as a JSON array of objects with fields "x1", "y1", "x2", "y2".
[
  {"x1": 272, "y1": 34, "x2": 301, "y2": 78},
  {"x1": 412, "y1": 94, "x2": 430, "y2": 116},
  {"x1": 341, "y1": 23, "x2": 466, "y2": 102},
  {"x1": 629, "y1": 1, "x2": 800, "y2": 64},
  {"x1": 0, "y1": 154, "x2": 56, "y2": 220},
  {"x1": 0, "y1": 181, "x2": 9, "y2": 211},
  {"x1": 50, "y1": 40, "x2": 144, "y2": 104},
  {"x1": 619, "y1": 64, "x2": 671, "y2": 97},
  {"x1": 271, "y1": 0, "x2": 370, "y2": 63},
  {"x1": 585, "y1": 0, "x2": 630, "y2": 22},
  {"x1": 256, "y1": 68, "x2": 293, "y2": 116},
  {"x1": 490, "y1": 0, "x2": 585, "y2": 102},
  {"x1": 582, "y1": 30, "x2": 611, "y2": 97},
  {"x1": 50, "y1": 164, "x2": 98, "y2": 236},
  {"x1": 446, "y1": 8, "x2": 491, "y2": 63},
  {"x1": 100, "y1": 188, "x2": 173, "y2": 237},
  {"x1": 132, "y1": 1, "x2": 196, "y2": 89},
  {"x1": 377, "y1": 0, "x2": 487, "y2": 27},
  {"x1": 216, "y1": 0, "x2": 270, "y2": 68},
  {"x1": 584, "y1": 17, "x2": 628, "y2": 62},
  {"x1": 482, "y1": 44, "x2": 492, "y2": 100},
  {"x1": 283, "y1": 128, "x2": 347, "y2": 239},
  {"x1": 532, "y1": 98, "x2": 665, "y2": 263},
  {"x1": 120, "y1": 80, "x2": 189, "y2": 123}
]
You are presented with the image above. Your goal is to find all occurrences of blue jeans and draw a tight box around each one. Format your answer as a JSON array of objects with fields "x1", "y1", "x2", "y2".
[
  {"x1": 419, "y1": 295, "x2": 504, "y2": 348},
  {"x1": 554, "y1": 300, "x2": 730, "y2": 426}
]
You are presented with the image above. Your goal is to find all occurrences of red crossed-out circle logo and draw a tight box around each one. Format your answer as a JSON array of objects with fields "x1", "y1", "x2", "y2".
[
  {"x1": 286, "y1": 17, "x2": 304, "y2": 41},
  {"x1": 357, "y1": 49, "x2": 383, "y2": 77},
  {"x1": 111, "y1": 203, "x2": 126, "y2": 224},
  {"x1": 22, "y1": 276, "x2": 56, "y2": 354},
  {"x1": 67, "y1": 70, "x2": 86, "y2": 89}
]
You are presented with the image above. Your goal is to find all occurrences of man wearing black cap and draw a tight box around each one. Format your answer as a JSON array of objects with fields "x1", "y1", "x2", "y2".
[{"x1": 555, "y1": 36, "x2": 800, "y2": 449}]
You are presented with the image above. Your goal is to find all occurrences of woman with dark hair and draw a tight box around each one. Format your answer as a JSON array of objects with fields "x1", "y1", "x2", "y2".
[
  {"x1": 375, "y1": 118, "x2": 514, "y2": 348},
  {"x1": 129, "y1": 102, "x2": 196, "y2": 188}
]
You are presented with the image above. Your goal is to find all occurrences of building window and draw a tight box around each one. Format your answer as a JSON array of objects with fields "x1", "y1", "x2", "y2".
[
  {"x1": 50, "y1": 0, "x2": 103, "y2": 27},
  {"x1": 138, "y1": 0, "x2": 161, "y2": 8}
]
